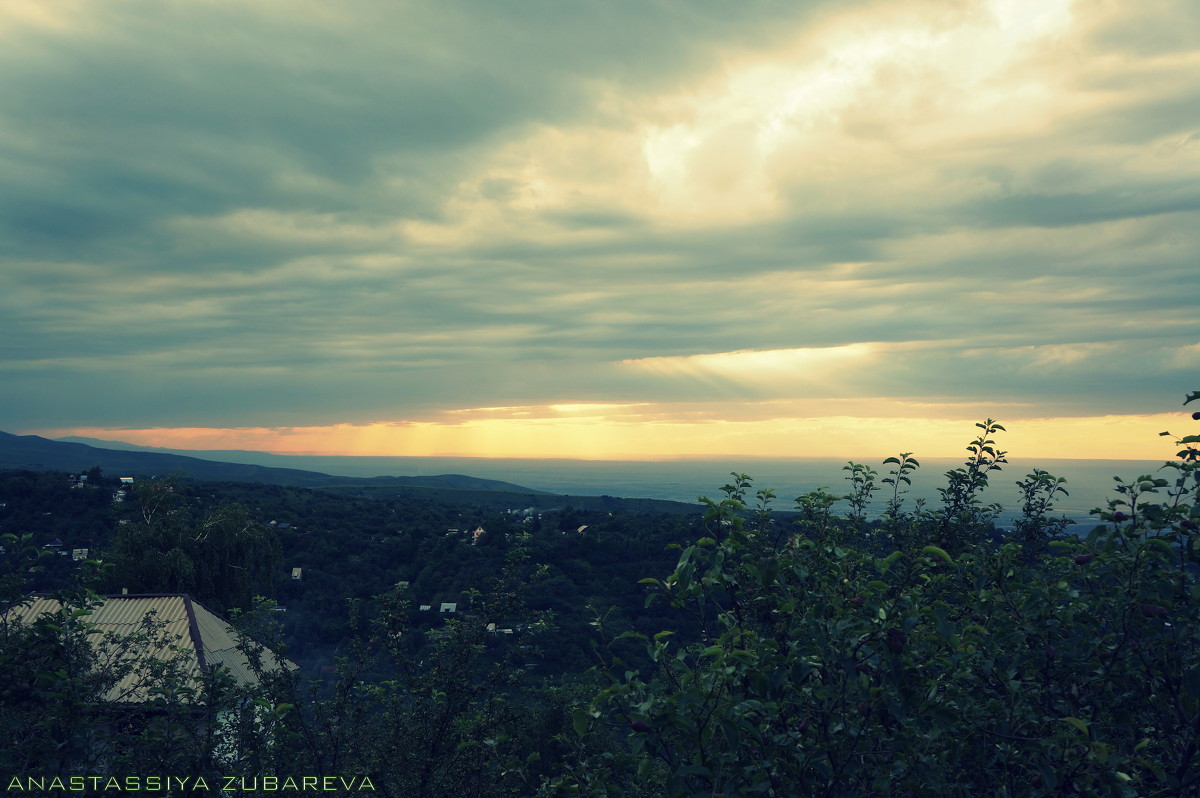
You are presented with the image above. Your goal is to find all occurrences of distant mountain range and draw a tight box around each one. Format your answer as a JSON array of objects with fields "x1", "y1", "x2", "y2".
[{"x1": 0, "y1": 431, "x2": 545, "y2": 494}]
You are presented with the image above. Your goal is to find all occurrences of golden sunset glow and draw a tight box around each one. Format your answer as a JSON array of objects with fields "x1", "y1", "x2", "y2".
[{"x1": 44, "y1": 409, "x2": 1185, "y2": 463}]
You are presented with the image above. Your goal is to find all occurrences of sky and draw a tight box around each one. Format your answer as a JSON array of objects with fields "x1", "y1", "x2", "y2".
[{"x1": 2, "y1": 0, "x2": 1198, "y2": 461}]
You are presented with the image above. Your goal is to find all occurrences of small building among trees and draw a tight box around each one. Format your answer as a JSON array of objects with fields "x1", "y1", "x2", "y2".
[
  {"x1": 0, "y1": 593, "x2": 294, "y2": 775},
  {"x1": 2, "y1": 594, "x2": 292, "y2": 702}
]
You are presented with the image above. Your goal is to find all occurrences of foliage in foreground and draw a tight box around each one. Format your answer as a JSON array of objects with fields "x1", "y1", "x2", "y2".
[{"x1": 559, "y1": 396, "x2": 1200, "y2": 797}]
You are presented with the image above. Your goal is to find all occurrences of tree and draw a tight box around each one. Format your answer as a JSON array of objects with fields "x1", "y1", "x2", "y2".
[{"x1": 101, "y1": 478, "x2": 278, "y2": 612}]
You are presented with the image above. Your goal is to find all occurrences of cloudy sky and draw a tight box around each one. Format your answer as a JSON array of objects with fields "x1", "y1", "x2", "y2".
[{"x1": 3, "y1": 0, "x2": 1198, "y2": 460}]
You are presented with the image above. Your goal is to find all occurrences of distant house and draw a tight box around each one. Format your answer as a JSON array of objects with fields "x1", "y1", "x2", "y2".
[
  {"x1": 439, "y1": 603, "x2": 457, "y2": 613},
  {"x1": 291, "y1": 567, "x2": 302, "y2": 581},
  {"x1": 72, "y1": 548, "x2": 89, "y2": 561},
  {"x1": 119, "y1": 477, "x2": 135, "y2": 485}
]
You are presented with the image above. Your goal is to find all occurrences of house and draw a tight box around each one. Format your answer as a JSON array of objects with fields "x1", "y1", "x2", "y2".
[
  {"x1": 1, "y1": 594, "x2": 295, "y2": 770},
  {"x1": 1, "y1": 594, "x2": 293, "y2": 703}
]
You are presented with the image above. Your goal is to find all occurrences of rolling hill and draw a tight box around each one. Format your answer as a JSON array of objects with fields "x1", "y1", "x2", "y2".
[{"x1": 0, "y1": 431, "x2": 543, "y2": 493}]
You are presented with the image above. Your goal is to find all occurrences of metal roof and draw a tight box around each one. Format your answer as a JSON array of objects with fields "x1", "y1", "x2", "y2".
[{"x1": 1, "y1": 594, "x2": 294, "y2": 703}]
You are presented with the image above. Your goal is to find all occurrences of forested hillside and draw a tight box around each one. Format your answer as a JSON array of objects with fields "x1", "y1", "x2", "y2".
[
  {"x1": 2, "y1": 393, "x2": 1200, "y2": 796},
  {"x1": 0, "y1": 470, "x2": 699, "y2": 676}
]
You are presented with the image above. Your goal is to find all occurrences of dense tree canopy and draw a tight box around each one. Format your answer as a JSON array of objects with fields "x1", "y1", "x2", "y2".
[{"x1": 99, "y1": 478, "x2": 279, "y2": 614}]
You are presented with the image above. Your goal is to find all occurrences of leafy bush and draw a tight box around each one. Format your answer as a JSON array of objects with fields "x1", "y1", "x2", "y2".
[{"x1": 559, "y1": 394, "x2": 1200, "y2": 797}]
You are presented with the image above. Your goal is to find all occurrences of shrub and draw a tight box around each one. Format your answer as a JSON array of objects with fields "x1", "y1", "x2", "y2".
[{"x1": 558, "y1": 393, "x2": 1200, "y2": 796}]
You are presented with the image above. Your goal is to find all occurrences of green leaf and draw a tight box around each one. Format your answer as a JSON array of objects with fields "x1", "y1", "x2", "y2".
[
  {"x1": 1061, "y1": 716, "x2": 1090, "y2": 736},
  {"x1": 921, "y1": 545, "x2": 954, "y2": 565},
  {"x1": 720, "y1": 718, "x2": 741, "y2": 749},
  {"x1": 1143, "y1": 537, "x2": 1176, "y2": 557},
  {"x1": 880, "y1": 551, "x2": 903, "y2": 573},
  {"x1": 572, "y1": 708, "x2": 590, "y2": 737}
]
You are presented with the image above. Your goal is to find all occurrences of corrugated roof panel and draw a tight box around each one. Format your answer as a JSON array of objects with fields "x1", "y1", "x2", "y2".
[
  {"x1": 2, "y1": 595, "x2": 64, "y2": 624},
  {"x1": 188, "y1": 598, "x2": 268, "y2": 686}
]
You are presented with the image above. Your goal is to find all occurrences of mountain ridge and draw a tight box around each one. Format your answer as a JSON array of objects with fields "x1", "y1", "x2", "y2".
[{"x1": 0, "y1": 431, "x2": 546, "y2": 494}]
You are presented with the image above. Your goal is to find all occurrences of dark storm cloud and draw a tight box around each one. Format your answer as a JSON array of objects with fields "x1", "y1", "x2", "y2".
[{"x1": 1, "y1": 0, "x2": 1198, "y2": 436}]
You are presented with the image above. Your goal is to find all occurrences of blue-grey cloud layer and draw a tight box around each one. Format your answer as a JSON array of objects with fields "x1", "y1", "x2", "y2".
[{"x1": 2, "y1": 0, "x2": 1198, "y2": 430}]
